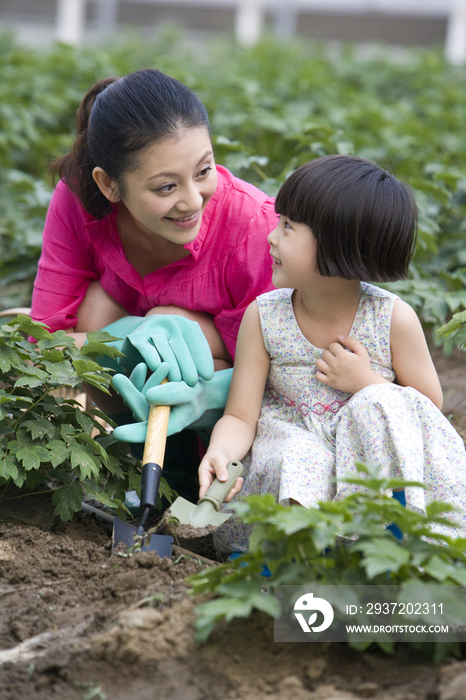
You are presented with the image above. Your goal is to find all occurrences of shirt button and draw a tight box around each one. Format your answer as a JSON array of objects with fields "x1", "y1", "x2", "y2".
[{"x1": 193, "y1": 241, "x2": 199, "y2": 251}]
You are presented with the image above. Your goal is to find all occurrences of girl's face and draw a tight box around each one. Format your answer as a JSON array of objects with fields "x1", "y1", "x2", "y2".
[
  {"x1": 114, "y1": 127, "x2": 217, "y2": 246},
  {"x1": 267, "y1": 215, "x2": 318, "y2": 289}
]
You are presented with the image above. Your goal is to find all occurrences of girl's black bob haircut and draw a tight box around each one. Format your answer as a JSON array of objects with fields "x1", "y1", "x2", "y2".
[{"x1": 274, "y1": 155, "x2": 418, "y2": 282}]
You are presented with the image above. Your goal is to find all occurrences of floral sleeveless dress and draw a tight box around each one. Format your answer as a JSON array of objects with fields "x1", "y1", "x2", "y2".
[{"x1": 214, "y1": 284, "x2": 466, "y2": 553}]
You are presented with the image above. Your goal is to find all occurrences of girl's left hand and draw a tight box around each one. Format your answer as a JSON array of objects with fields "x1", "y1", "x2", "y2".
[{"x1": 315, "y1": 335, "x2": 387, "y2": 394}]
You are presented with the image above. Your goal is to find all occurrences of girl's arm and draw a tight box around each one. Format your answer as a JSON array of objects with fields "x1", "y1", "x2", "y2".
[
  {"x1": 390, "y1": 298, "x2": 443, "y2": 409},
  {"x1": 198, "y1": 300, "x2": 270, "y2": 498}
]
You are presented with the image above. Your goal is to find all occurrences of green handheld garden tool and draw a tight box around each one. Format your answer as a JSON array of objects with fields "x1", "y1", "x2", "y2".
[
  {"x1": 112, "y1": 390, "x2": 174, "y2": 557},
  {"x1": 167, "y1": 460, "x2": 244, "y2": 528}
]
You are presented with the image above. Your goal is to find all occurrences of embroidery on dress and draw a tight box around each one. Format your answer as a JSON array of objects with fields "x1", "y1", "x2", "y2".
[{"x1": 266, "y1": 386, "x2": 349, "y2": 417}]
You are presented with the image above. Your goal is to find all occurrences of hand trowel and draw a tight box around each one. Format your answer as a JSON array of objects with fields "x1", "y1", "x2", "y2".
[{"x1": 167, "y1": 460, "x2": 244, "y2": 529}]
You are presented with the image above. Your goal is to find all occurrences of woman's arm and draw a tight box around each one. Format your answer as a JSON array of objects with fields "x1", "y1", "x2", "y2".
[
  {"x1": 198, "y1": 300, "x2": 270, "y2": 498},
  {"x1": 390, "y1": 298, "x2": 443, "y2": 409},
  {"x1": 31, "y1": 182, "x2": 101, "y2": 333}
]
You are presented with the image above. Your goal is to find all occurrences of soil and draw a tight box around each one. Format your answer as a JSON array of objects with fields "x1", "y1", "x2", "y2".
[{"x1": 1, "y1": 347, "x2": 466, "y2": 700}]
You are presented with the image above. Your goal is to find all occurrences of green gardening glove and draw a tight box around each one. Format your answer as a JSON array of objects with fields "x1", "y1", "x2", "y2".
[
  {"x1": 99, "y1": 315, "x2": 214, "y2": 386},
  {"x1": 111, "y1": 366, "x2": 233, "y2": 442}
]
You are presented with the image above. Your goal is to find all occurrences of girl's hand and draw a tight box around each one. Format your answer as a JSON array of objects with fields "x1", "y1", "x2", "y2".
[
  {"x1": 198, "y1": 451, "x2": 244, "y2": 501},
  {"x1": 315, "y1": 335, "x2": 387, "y2": 394}
]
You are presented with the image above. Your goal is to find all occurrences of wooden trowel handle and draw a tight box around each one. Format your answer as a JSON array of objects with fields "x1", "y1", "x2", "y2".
[{"x1": 142, "y1": 379, "x2": 170, "y2": 467}]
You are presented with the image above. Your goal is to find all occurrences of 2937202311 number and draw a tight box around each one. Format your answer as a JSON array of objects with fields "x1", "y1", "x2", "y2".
[{"x1": 366, "y1": 602, "x2": 443, "y2": 615}]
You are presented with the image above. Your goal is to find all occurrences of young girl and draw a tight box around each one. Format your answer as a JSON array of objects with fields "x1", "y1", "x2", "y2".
[{"x1": 198, "y1": 155, "x2": 466, "y2": 553}]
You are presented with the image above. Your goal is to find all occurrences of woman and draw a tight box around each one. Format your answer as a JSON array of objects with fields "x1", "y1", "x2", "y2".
[{"x1": 31, "y1": 68, "x2": 277, "y2": 494}]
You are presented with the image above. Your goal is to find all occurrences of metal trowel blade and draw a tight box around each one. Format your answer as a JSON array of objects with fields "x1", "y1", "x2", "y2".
[{"x1": 112, "y1": 515, "x2": 173, "y2": 557}]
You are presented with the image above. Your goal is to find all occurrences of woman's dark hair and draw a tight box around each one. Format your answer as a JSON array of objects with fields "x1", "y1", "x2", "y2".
[
  {"x1": 53, "y1": 69, "x2": 210, "y2": 219},
  {"x1": 274, "y1": 155, "x2": 417, "y2": 282}
]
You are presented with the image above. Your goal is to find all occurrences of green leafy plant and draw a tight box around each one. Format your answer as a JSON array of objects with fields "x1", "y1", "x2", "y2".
[
  {"x1": 436, "y1": 310, "x2": 466, "y2": 352},
  {"x1": 189, "y1": 463, "x2": 466, "y2": 659},
  {"x1": 0, "y1": 314, "x2": 149, "y2": 520}
]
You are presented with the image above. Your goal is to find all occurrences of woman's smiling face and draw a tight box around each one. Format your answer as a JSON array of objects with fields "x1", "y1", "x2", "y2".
[{"x1": 115, "y1": 126, "x2": 217, "y2": 246}]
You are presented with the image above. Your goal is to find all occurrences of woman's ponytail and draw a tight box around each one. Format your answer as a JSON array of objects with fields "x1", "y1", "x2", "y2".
[{"x1": 52, "y1": 77, "x2": 119, "y2": 219}]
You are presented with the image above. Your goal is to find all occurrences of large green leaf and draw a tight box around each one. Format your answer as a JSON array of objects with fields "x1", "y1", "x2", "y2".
[
  {"x1": 23, "y1": 416, "x2": 57, "y2": 440},
  {"x1": 51, "y1": 482, "x2": 84, "y2": 521},
  {"x1": 47, "y1": 440, "x2": 70, "y2": 467},
  {"x1": 70, "y1": 444, "x2": 100, "y2": 479},
  {"x1": 16, "y1": 444, "x2": 50, "y2": 470},
  {"x1": 0, "y1": 454, "x2": 18, "y2": 481}
]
